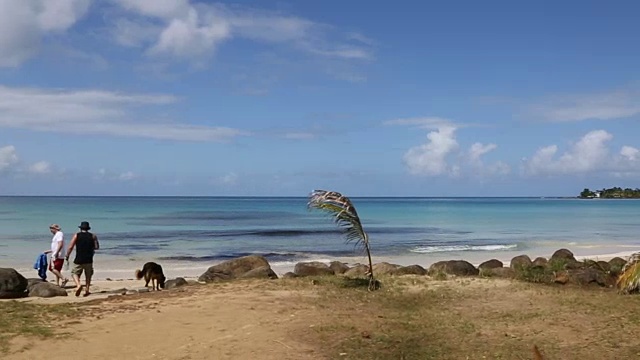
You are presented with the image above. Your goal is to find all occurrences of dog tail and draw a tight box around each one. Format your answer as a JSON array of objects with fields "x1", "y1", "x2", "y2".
[
  {"x1": 135, "y1": 269, "x2": 143, "y2": 280},
  {"x1": 532, "y1": 345, "x2": 544, "y2": 360}
]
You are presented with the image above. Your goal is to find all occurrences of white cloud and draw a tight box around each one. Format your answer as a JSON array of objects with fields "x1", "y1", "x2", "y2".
[
  {"x1": 118, "y1": 171, "x2": 137, "y2": 181},
  {"x1": 93, "y1": 168, "x2": 138, "y2": 181},
  {"x1": 109, "y1": 0, "x2": 373, "y2": 66},
  {"x1": 469, "y1": 143, "x2": 497, "y2": 162},
  {"x1": 0, "y1": 0, "x2": 90, "y2": 67},
  {"x1": 532, "y1": 90, "x2": 640, "y2": 122},
  {"x1": 0, "y1": 145, "x2": 58, "y2": 177},
  {"x1": 403, "y1": 125, "x2": 459, "y2": 176},
  {"x1": 220, "y1": 172, "x2": 238, "y2": 185},
  {"x1": 0, "y1": 85, "x2": 246, "y2": 142},
  {"x1": 0, "y1": 145, "x2": 19, "y2": 171},
  {"x1": 387, "y1": 117, "x2": 508, "y2": 178},
  {"x1": 384, "y1": 117, "x2": 454, "y2": 129},
  {"x1": 523, "y1": 130, "x2": 640, "y2": 176},
  {"x1": 621, "y1": 146, "x2": 639, "y2": 161},
  {"x1": 28, "y1": 161, "x2": 52, "y2": 174}
]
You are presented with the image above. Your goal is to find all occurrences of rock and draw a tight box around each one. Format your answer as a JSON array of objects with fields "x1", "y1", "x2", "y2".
[
  {"x1": 550, "y1": 248, "x2": 577, "y2": 262},
  {"x1": 343, "y1": 264, "x2": 369, "y2": 277},
  {"x1": 596, "y1": 261, "x2": 611, "y2": 272},
  {"x1": 555, "y1": 268, "x2": 610, "y2": 287},
  {"x1": 165, "y1": 277, "x2": 189, "y2": 289},
  {"x1": 372, "y1": 262, "x2": 402, "y2": 275},
  {"x1": 485, "y1": 267, "x2": 516, "y2": 278},
  {"x1": 239, "y1": 266, "x2": 278, "y2": 279},
  {"x1": 478, "y1": 259, "x2": 503, "y2": 271},
  {"x1": 532, "y1": 257, "x2": 548, "y2": 267},
  {"x1": 428, "y1": 260, "x2": 479, "y2": 276},
  {"x1": 395, "y1": 264, "x2": 428, "y2": 276},
  {"x1": 198, "y1": 255, "x2": 272, "y2": 283},
  {"x1": 509, "y1": 255, "x2": 532, "y2": 270},
  {"x1": 0, "y1": 268, "x2": 28, "y2": 299},
  {"x1": 608, "y1": 257, "x2": 627, "y2": 275},
  {"x1": 282, "y1": 272, "x2": 298, "y2": 279},
  {"x1": 26, "y1": 278, "x2": 46, "y2": 290},
  {"x1": 28, "y1": 282, "x2": 67, "y2": 298},
  {"x1": 329, "y1": 261, "x2": 350, "y2": 275},
  {"x1": 293, "y1": 262, "x2": 335, "y2": 277}
]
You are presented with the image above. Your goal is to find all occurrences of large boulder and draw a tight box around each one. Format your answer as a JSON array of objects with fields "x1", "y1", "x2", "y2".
[
  {"x1": 0, "y1": 268, "x2": 28, "y2": 299},
  {"x1": 609, "y1": 257, "x2": 627, "y2": 276},
  {"x1": 550, "y1": 249, "x2": 577, "y2": 263},
  {"x1": 329, "y1": 261, "x2": 350, "y2": 275},
  {"x1": 532, "y1": 257, "x2": 548, "y2": 267},
  {"x1": 343, "y1": 264, "x2": 369, "y2": 277},
  {"x1": 395, "y1": 264, "x2": 428, "y2": 276},
  {"x1": 239, "y1": 266, "x2": 278, "y2": 279},
  {"x1": 28, "y1": 282, "x2": 67, "y2": 298},
  {"x1": 554, "y1": 268, "x2": 611, "y2": 287},
  {"x1": 510, "y1": 255, "x2": 532, "y2": 270},
  {"x1": 294, "y1": 262, "x2": 335, "y2": 277},
  {"x1": 478, "y1": 259, "x2": 503, "y2": 271},
  {"x1": 428, "y1": 260, "x2": 479, "y2": 276},
  {"x1": 372, "y1": 262, "x2": 402, "y2": 276},
  {"x1": 198, "y1": 255, "x2": 272, "y2": 283}
]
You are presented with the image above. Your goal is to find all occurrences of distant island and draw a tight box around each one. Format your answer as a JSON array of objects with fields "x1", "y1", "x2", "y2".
[{"x1": 579, "y1": 187, "x2": 640, "y2": 199}]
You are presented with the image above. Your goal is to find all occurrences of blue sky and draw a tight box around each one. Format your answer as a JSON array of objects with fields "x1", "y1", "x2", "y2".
[{"x1": 1, "y1": 0, "x2": 639, "y2": 196}]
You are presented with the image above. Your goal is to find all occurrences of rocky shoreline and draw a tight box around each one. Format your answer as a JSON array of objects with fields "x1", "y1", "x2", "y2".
[{"x1": 0, "y1": 248, "x2": 632, "y2": 300}]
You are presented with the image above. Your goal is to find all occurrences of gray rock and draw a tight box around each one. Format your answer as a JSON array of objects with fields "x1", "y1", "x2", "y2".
[
  {"x1": 510, "y1": 255, "x2": 533, "y2": 270},
  {"x1": 28, "y1": 282, "x2": 67, "y2": 298},
  {"x1": 293, "y1": 261, "x2": 335, "y2": 277},
  {"x1": 0, "y1": 268, "x2": 28, "y2": 299},
  {"x1": 428, "y1": 260, "x2": 479, "y2": 276},
  {"x1": 394, "y1": 264, "x2": 427, "y2": 276},
  {"x1": 198, "y1": 255, "x2": 272, "y2": 283},
  {"x1": 239, "y1": 266, "x2": 278, "y2": 279},
  {"x1": 165, "y1": 277, "x2": 189, "y2": 289},
  {"x1": 478, "y1": 259, "x2": 504, "y2": 271},
  {"x1": 329, "y1": 261, "x2": 350, "y2": 275}
]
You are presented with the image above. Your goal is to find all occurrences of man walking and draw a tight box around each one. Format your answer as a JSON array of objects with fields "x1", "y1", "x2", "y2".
[
  {"x1": 66, "y1": 221, "x2": 99, "y2": 297},
  {"x1": 44, "y1": 224, "x2": 68, "y2": 287}
]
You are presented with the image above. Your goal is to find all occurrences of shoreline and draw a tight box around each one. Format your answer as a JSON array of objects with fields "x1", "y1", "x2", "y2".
[
  {"x1": 7, "y1": 245, "x2": 640, "y2": 282},
  {"x1": 6, "y1": 245, "x2": 639, "y2": 304}
]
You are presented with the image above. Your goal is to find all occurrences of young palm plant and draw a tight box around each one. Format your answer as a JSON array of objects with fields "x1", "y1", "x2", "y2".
[
  {"x1": 308, "y1": 189, "x2": 379, "y2": 291},
  {"x1": 617, "y1": 252, "x2": 640, "y2": 294}
]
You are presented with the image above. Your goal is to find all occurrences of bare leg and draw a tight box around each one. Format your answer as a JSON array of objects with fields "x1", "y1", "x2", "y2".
[
  {"x1": 85, "y1": 273, "x2": 92, "y2": 296},
  {"x1": 72, "y1": 273, "x2": 82, "y2": 295},
  {"x1": 51, "y1": 268, "x2": 63, "y2": 286}
]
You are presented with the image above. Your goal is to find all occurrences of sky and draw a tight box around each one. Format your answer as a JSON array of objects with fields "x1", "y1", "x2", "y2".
[{"x1": 0, "y1": 0, "x2": 639, "y2": 197}]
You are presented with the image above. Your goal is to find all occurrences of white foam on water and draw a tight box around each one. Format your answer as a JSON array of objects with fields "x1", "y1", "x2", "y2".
[{"x1": 409, "y1": 244, "x2": 518, "y2": 254}]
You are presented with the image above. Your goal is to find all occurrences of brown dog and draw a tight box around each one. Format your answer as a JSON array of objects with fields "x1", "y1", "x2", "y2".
[
  {"x1": 135, "y1": 262, "x2": 166, "y2": 291},
  {"x1": 533, "y1": 345, "x2": 544, "y2": 360}
]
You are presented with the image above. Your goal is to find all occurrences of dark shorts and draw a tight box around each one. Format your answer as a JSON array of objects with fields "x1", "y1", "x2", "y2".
[{"x1": 50, "y1": 258, "x2": 64, "y2": 272}]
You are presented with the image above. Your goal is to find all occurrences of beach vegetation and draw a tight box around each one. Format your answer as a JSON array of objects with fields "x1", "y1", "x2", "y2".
[
  {"x1": 617, "y1": 253, "x2": 640, "y2": 294},
  {"x1": 308, "y1": 190, "x2": 379, "y2": 291}
]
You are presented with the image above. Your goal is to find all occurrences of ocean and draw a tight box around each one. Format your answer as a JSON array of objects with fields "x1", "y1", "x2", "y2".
[{"x1": 1, "y1": 196, "x2": 640, "y2": 279}]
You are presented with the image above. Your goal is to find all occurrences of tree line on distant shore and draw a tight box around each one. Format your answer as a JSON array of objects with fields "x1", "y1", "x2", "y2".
[{"x1": 579, "y1": 187, "x2": 640, "y2": 199}]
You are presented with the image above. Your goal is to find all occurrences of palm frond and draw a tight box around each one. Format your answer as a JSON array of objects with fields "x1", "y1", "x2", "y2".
[
  {"x1": 308, "y1": 189, "x2": 368, "y2": 249},
  {"x1": 617, "y1": 252, "x2": 640, "y2": 294},
  {"x1": 308, "y1": 189, "x2": 378, "y2": 291}
]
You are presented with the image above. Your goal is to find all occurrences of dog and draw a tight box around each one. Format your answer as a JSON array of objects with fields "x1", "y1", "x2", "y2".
[
  {"x1": 533, "y1": 345, "x2": 544, "y2": 360},
  {"x1": 135, "y1": 262, "x2": 166, "y2": 291}
]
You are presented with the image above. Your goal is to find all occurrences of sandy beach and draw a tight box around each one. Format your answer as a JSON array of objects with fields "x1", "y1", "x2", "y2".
[{"x1": 7, "y1": 245, "x2": 638, "y2": 308}]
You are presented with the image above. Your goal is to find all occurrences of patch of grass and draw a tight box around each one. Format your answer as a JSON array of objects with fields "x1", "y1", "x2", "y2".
[
  {"x1": 513, "y1": 264, "x2": 551, "y2": 283},
  {"x1": 0, "y1": 301, "x2": 77, "y2": 353},
  {"x1": 299, "y1": 277, "x2": 640, "y2": 359}
]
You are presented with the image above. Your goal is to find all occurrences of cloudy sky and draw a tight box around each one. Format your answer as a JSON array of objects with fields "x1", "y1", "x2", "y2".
[{"x1": 1, "y1": 0, "x2": 639, "y2": 196}]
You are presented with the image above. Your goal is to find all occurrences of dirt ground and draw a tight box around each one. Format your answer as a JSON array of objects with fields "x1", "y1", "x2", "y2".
[{"x1": 4, "y1": 276, "x2": 640, "y2": 359}]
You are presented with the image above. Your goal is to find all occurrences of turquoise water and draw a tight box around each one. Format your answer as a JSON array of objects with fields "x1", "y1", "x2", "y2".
[{"x1": 1, "y1": 196, "x2": 640, "y2": 266}]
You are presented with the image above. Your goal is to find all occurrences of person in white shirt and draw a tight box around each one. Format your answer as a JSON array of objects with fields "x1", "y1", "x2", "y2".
[{"x1": 44, "y1": 224, "x2": 69, "y2": 287}]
